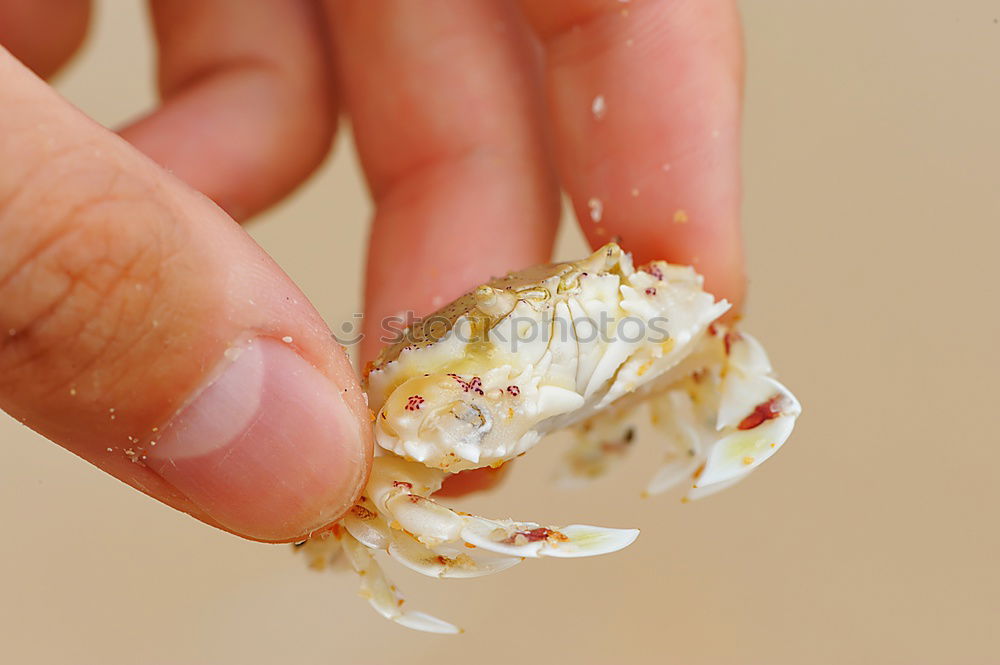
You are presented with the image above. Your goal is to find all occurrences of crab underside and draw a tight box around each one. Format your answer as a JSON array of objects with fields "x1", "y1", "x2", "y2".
[{"x1": 296, "y1": 243, "x2": 801, "y2": 633}]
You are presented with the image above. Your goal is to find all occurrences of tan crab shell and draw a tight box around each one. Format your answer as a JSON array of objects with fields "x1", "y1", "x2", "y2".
[{"x1": 298, "y1": 244, "x2": 801, "y2": 633}]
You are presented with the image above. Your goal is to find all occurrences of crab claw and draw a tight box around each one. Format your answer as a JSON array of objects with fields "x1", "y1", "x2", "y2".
[
  {"x1": 634, "y1": 328, "x2": 801, "y2": 499},
  {"x1": 694, "y1": 401, "x2": 798, "y2": 489},
  {"x1": 695, "y1": 333, "x2": 801, "y2": 491}
]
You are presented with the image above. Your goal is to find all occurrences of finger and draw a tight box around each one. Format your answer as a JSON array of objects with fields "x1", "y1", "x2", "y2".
[
  {"x1": 0, "y1": 49, "x2": 370, "y2": 543},
  {"x1": 119, "y1": 0, "x2": 336, "y2": 221},
  {"x1": 325, "y1": 0, "x2": 561, "y2": 364},
  {"x1": 0, "y1": 0, "x2": 90, "y2": 78},
  {"x1": 520, "y1": 0, "x2": 746, "y2": 307}
]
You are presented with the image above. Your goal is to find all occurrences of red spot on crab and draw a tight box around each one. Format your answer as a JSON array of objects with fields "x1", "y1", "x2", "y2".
[
  {"x1": 447, "y1": 373, "x2": 485, "y2": 395},
  {"x1": 737, "y1": 395, "x2": 788, "y2": 430},
  {"x1": 393, "y1": 481, "x2": 413, "y2": 490},
  {"x1": 350, "y1": 504, "x2": 377, "y2": 520},
  {"x1": 645, "y1": 265, "x2": 665, "y2": 281},
  {"x1": 404, "y1": 395, "x2": 424, "y2": 411},
  {"x1": 506, "y1": 385, "x2": 520, "y2": 397},
  {"x1": 644, "y1": 287, "x2": 657, "y2": 296},
  {"x1": 502, "y1": 527, "x2": 569, "y2": 545}
]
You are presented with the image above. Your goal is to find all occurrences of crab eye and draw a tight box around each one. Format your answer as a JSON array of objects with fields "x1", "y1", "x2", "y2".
[
  {"x1": 451, "y1": 402, "x2": 485, "y2": 428},
  {"x1": 431, "y1": 399, "x2": 491, "y2": 443}
]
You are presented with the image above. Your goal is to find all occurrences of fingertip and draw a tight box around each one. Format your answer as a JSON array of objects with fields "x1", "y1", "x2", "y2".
[
  {"x1": 121, "y1": 0, "x2": 337, "y2": 221},
  {"x1": 523, "y1": 0, "x2": 746, "y2": 309},
  {"x1": 580, "y1": 202, "x2": 746, "y2": 310},
  {"x1": 0, "y1": 47, "x2": 369, "y2": 542},
  {"x1": 145, "y1": 338, "x2": 370, "y2": 542},
  {"x1": 0, "y1": 0, "x2": 91, "y2": 79}
]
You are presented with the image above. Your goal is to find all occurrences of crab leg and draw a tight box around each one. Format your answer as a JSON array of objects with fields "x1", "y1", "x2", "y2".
[{"x1": 339, "y1": 532, "x2": 461, "y2": 634}]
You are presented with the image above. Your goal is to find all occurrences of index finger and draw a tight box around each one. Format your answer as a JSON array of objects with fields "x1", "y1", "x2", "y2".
[{"x1": 520, "y1": 0, "x2": 746, "y2": 307}]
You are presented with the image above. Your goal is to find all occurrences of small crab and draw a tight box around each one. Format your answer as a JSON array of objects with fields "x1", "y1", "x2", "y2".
[{"x1": 297, "y1": 243, "x2": 801, "y2": 633}]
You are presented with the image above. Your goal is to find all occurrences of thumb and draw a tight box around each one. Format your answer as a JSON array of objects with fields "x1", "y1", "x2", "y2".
[{"x1": 0, "y1": 48, "x2": 370, "y2": 542}]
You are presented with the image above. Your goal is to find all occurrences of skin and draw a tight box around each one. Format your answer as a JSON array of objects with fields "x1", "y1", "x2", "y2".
[{"x1": 0, "y1": 0, "x2": 744, "y2": 542}]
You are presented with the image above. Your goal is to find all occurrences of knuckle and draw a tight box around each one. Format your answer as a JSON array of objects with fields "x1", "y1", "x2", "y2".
[{"x1": 0, "y1": 164, "x2": 169, "y2": 396}]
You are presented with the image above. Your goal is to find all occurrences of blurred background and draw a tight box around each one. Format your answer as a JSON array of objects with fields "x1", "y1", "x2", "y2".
[{"x1": 2, "y1": 2, "x2": 998, "y2": 664}]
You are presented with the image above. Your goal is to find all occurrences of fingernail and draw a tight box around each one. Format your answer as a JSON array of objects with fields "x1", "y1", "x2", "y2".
[{"x1": 146, "y1": 337, "x2": 365, "y2": 541}]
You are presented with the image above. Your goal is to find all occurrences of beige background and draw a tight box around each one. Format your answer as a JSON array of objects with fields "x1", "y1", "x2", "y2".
[{"x1": 2, "y1": 2, "x2": 999, "y2": 664}]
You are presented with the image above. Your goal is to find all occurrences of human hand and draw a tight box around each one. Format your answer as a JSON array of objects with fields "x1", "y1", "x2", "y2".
[
  {"x1": 342, "y1": 0, "x2": 745, "y2": 492},
  {"x1": 0, "y1": 0, "x2": 743, "y2": 542},
  {"x1": 0, "y1": 1, "x2": 365, "y2": 543}
]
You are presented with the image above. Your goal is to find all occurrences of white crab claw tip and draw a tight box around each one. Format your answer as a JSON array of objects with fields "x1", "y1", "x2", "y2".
[
  {"x1": 459, "y1": 522, "x2": 638, "y2": 559},
  {"x1": 686, "y1": 472, "x2": 748, "y2": 501},
  {"x1": 393, "y1": 611, "x2": 462, "y2": 634},
  {"x1": 541, "y1": 525, "x2": 640, "y2": 558},
  {"x1": 696, "y1": 415, "x2": 797, "y2": 488},
  {"x1": 726, "y1": 331, "x2": 772, "y2": 375}
]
